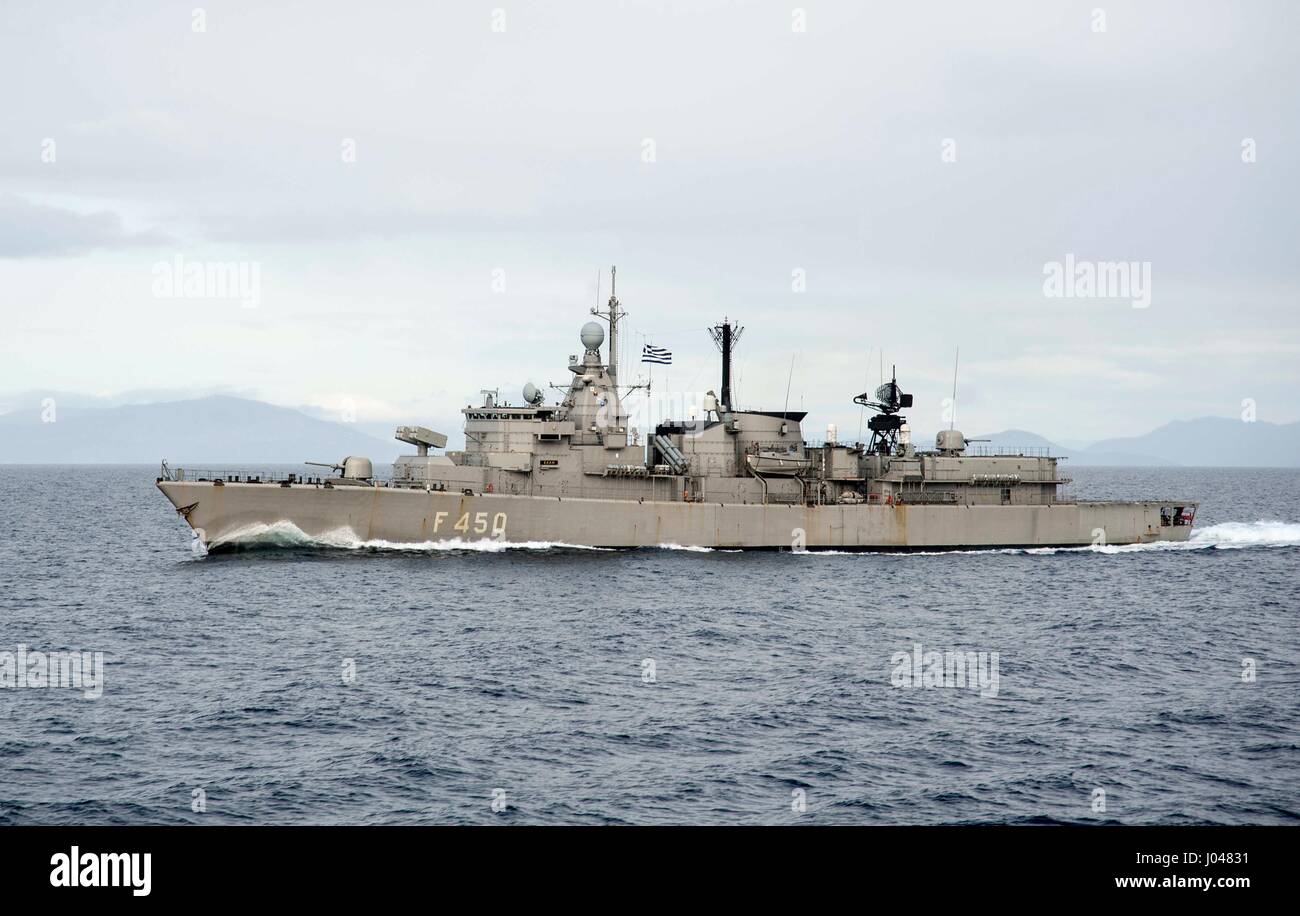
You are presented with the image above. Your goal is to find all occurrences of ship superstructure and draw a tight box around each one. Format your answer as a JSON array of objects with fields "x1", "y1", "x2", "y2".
[{"x1": 158, "y1": 269, "x2": 1197, "y2": 550}]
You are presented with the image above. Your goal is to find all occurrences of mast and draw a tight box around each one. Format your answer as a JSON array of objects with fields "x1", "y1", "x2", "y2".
[
  {"x1": 709, "y1": 317, "x2": 744, "y2": 413},
  {"x1": 721, "y1": 321, "x2": 731, "y2": 411},
  {"x1": 593, "y1": 265, "x2": 624, "y2": 383},
  {"x1": 609, "y1": 266, "x2": 619, "y2": 382}
]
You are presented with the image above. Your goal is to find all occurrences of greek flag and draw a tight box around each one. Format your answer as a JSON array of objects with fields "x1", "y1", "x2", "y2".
[{"x1": 641, "y1": 344, "x2": 672, "y2": 365}]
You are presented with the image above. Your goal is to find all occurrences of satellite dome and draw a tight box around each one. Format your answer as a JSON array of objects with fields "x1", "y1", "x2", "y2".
[
  {"x1": 523, "y1": 381, "x2": 543, "y2": 405},
  {"x1": 580, "y1": 321, "x2": 605, "y2": 352}
]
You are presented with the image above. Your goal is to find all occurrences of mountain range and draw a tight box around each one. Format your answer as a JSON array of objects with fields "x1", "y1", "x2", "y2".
[
  {"x1": 0, "y1": 395, "x2": 1296, "y2": 466},
  {"x1": 0, "y1": 396, "x2": 402, "y2": 464},
  {"x1": 963, "y1": 420, "x2": 1299, "y2": 467}
]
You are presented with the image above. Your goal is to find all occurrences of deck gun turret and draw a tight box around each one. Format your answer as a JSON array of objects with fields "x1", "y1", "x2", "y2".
[{"x1": 305, "y1": 456, "x2": 374, "y2": 482}]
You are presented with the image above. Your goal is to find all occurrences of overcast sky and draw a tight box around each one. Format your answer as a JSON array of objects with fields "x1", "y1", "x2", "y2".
[{"x1": 1, "y1": 0, "x2": 1296, "y2": 444}]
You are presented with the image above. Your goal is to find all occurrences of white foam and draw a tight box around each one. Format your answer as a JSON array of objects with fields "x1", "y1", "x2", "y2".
[
  {"x1": 207, "y1": 520, "x2": 611, "y2": 553},
  {"x1": 1060, "y1": 519, "x2": 1300, "y2": 555},
  {"x1": 202, "y1": 519, "x2": 1300, "y2": 556},
  {"x1": 793, "y1": 519, "x2": 1300, "y2": 557},
  {"x1": 1184, "y1": 519, "x2": 1300, "y2": 549}
]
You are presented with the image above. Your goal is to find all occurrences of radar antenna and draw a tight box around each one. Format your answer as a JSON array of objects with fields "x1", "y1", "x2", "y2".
[{"x1": 853, "y1": 365, "x2": 913, "y2": 455}]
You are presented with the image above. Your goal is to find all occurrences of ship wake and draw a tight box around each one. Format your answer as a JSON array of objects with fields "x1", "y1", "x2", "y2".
[
  {"x1": 795, "y1": 520, "x2": 1300, "y2": 557},
  {"x1": 1088, "y1": 519, "x2": 1300, "y2": 553},
  {"x1": 203, "y1": 521, "x2": 611, "y2": 554},
  {"x1": 196, "y1": 519, "x2": 1300, "y2": 556}
]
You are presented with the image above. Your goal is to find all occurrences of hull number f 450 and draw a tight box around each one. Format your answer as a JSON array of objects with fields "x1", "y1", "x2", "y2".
[{"x1": 431, "y1": 511, "x2": 507, "y2": 537}]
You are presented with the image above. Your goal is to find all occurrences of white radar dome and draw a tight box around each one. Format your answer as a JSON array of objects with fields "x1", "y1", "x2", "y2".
[{"x1": 580, "y1": 321, "x2": 605, "y2": 352}]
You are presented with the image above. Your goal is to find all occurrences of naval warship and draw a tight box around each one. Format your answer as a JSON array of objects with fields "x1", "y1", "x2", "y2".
[{"x1": 158, "y1": 270, "x2": 1197, "y2": 551}]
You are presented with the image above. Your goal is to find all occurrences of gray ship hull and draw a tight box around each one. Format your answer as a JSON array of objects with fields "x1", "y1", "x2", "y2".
[{"x1": 157, "y1": 480, "x2": 1195, "y2": 550}]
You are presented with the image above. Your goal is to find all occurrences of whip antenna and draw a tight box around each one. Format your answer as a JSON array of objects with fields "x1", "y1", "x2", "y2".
[{"x1": 950, "y1": 346, "x2": 960, "y2": 431}]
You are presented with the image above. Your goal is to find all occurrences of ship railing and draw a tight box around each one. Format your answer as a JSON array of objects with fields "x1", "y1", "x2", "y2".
[
  {"x1": 158, "y1": 462, "x2": 392, "y2": 486},
  {"x1": 743, "y1": 440, "x2": 805, "y2": 455},
  {"x1": 966, "y1": 445, "x2": 1053, "y2": 457},
  {"x1": 802, "y1": 439, "x2": 867, "y2": 450},
  {"x1": 922, "y1": 471, "x2": 1063, "y2": 483}
]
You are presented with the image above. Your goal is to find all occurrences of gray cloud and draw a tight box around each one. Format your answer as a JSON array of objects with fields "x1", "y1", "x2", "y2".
[
  {"x1": 0, "y1": 0, "x2": 1295, "y2": 441},
  {"x1": 0, "y1": 194, "x2": 170, "y2": 257}
]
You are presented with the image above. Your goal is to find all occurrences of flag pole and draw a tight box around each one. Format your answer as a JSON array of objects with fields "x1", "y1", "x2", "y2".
[{"x1": 646, "y1": 333, "x2": 652, "y2": 435}]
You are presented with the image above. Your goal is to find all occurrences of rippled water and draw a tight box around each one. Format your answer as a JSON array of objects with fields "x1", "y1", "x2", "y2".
[{"x1": 1, "y1": 465, "x2": 1297, "y2": 824}]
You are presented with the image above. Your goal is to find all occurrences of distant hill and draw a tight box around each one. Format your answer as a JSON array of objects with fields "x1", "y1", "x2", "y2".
[
  {"x1": 967, "y1": 429, "x2": 1061, "y2": 450},
  {"x1": 970, "y1": 428, "x2": 1169, "y2": 466},
  {"x1": 2, "y1": 395, "x2": 1296, "y2": 467},
  {"x1": 1074, "y1": 417, "x2": 1300, "y2": 467},
  {"x1": 972, "y1": 419, "x2": 1300, "y2": 467},
  {"x1": 0, "y1": 396, "x2": 401, "y2": 464}
]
